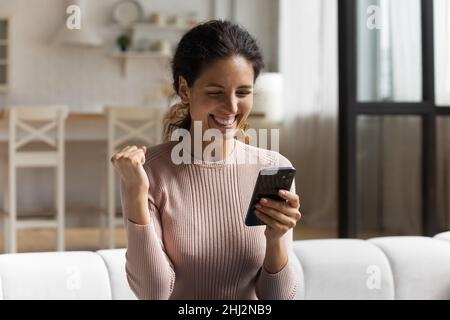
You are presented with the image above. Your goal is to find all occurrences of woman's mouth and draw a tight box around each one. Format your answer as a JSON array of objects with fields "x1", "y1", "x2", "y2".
[{"x1": 209, "y1": 114, "x2": 238, "y2": 129}]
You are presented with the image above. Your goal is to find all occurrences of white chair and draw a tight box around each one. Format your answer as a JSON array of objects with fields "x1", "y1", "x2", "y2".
[
  {"x1": 102, "y1": 106, "x2": 165, "y2": 249},
  {"x1": 1, "y1": 106, "x2": 68, "y2": 253}
]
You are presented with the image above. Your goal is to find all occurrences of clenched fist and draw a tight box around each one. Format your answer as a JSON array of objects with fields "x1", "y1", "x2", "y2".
[{"x1": 110, "y1": 145, "x2": 149, "y2": 194}]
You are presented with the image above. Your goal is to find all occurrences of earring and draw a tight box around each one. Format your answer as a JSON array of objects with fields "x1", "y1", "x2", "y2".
[{"x1": 237, "y1": 124, "x2": 250, "y2": 144}]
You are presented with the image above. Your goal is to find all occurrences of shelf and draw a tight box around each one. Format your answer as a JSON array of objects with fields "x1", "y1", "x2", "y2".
[
  {"x1": 109, "y1": 50, "x2": 172, "y2": 77},
  {"x1": 110, "y1": 50, "x2": 171, "y2": 59},
  {"x1": 108, "y1": 20, "x2": 197, "y2": 77},
  {"x1": 110, "y1": 22, "x2": 195, "y2": 32},
  {"x1": 132, "y1": 22, "x2": 193, "y2": 32}
]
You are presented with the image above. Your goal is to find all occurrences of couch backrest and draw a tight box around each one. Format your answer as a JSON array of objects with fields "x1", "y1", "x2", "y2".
[
  {"x1": 369, "y1": 236, "x2": 450, "y2": 300},
  {"x1": 294, "y1": 236, "x2": 450, "y2": 300},
  {"x1": 96, "y1": 249, "x2": 136, "y2": 300},
  {"x1": 293, "y1": 239, "x2": 395, "y2": 299},
  {"x1": 0, "y1": 251, "x2": 112, "y2": 299},
  {"x1": 0, "y1": 235, "x2": 449, "y2": 300}
]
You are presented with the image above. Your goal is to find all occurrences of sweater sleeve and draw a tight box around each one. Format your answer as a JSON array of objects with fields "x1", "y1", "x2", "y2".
[
  {"x1": 121, "y1": 183, "x2": 176, "y2": 300},
  {"x1": 255, "y1": 228, "x2": 299, "y2": 300}
]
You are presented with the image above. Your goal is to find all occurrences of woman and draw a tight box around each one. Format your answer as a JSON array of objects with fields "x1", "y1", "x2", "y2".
[{"x1": 111, "y1": 20, "x2": 302, "y2": 300}]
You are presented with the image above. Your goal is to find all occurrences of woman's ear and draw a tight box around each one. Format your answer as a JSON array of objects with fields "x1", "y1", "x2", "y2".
[{"x1": 178, "y1": 76, "x2": 190, "y2": 104}]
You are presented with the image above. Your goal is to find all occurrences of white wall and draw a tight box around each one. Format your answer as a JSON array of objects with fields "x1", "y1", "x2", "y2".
[
  {"x1": 0, "y1": 0, "x2": 278, "y2": 112},
  {"x1": 0, "y1": 0, "x2": 215, "y2": 111},
  {"x1": 0, "y1": 0, "x2": 280, "y2": 228}
]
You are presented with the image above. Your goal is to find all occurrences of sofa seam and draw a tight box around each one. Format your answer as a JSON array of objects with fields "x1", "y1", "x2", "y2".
[
  {"x1": 95, "y1": 251, "x2": 115, "y2": 300},
  {"x1": 366, "y1": 241, "x2": 397, "y2": 300}
]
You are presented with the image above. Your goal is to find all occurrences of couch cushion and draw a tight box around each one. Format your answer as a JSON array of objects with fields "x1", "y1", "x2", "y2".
[
  {"x1": 0, "y1": 272, "x2": 3, "y2": 300},
  {"x1": 96, "y1": 249, "x2": 136, "y2": 300},
  {"x1": 434, "y1": 231, "x2": 450, "y2": 243},
  {"x1": 293, "y1": 239, "x2": 394, "y2": 299},
  {"x1": 0, "y1": 251, "x2": 112, "y2": 300},
  {"x1": 369, "y1": 236, "x2": 450, "y2": 300}
]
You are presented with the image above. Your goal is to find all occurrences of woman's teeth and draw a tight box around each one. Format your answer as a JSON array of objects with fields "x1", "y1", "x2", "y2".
[{"x1": 212, "y1": 115, "x2": 236, "y2": 126}]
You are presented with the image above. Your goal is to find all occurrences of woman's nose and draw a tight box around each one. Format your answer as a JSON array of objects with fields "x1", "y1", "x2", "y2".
[{"x1": 224, "y1": 96, "x2": 239, "y2": 114}]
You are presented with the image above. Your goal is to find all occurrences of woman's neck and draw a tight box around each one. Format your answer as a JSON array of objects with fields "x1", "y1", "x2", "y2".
[{"x1": 188, "y1": 133, "x2": 236, "y2": 162}]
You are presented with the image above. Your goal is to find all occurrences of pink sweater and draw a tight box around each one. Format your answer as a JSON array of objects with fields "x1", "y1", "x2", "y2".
[{"x1": 122, "y1": 139, "x2": 300, "y2": 300}]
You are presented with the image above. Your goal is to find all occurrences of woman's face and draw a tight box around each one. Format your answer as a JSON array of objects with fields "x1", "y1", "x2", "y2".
[{"x1": 179, "y1": 55, "x2": 254, "y2": 140}]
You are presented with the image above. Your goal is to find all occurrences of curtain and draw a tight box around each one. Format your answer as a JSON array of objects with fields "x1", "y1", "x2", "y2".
[
  {"x1": 279, "y1": 0, "x2": 338, "y2": 229},
  {"x1": 375, "y1": 0, "x2": 423, "y2": 234},
  {"x1": 279, "y1": 0, "x2": 449, "y2": 234},
  {"x1": 435, "y1": 0, "x2": 450, "y2": 230}
]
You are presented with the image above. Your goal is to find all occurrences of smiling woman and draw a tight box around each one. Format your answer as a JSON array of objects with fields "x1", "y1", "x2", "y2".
[
  {"x1": 110, "y1": 20, "x2": 302, "y2": 300},
  {"x1": 163, "y1": 20, "x2": 264, "y2": 146}
]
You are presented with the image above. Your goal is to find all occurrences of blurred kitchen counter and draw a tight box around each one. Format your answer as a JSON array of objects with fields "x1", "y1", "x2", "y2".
[
  {"x1": 0, "y1": 110, "x2": 108, "y2": 141},
  {"x1": 0, "y1": 110, "x2": 270, "y2": 142}
]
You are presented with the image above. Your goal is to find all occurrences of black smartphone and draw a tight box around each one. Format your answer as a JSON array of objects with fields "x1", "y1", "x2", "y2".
[{"x1": 245, "y1": 166, "x2": 296, "y2": 226}]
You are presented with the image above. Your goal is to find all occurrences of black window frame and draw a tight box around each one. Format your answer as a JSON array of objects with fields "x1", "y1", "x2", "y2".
[{"x1": 338, "y1": 0, "x2": 450, "y2": 238}]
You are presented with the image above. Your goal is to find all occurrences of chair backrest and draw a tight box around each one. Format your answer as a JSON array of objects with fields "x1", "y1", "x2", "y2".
[
  {"x1": 5, "y1": 105, "x2": 68, "y2": 152},
  {"x1": 105, "y1": 106, "x2": 165, "y2": 152}
]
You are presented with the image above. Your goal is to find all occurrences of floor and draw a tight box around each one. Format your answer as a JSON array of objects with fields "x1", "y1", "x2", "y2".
[{"x1": 0, "y1": 223, "x2": 390, "y2": 253}]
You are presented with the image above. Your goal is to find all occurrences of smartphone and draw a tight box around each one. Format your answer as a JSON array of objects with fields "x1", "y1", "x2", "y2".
[{"x1": 245, "y1": 166, "x2": 296, "y2": 226}]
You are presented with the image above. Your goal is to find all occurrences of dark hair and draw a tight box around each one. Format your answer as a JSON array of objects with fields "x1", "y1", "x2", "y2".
[{"x1": 163, "y1": 19, "x2": 264, "y2": 141}]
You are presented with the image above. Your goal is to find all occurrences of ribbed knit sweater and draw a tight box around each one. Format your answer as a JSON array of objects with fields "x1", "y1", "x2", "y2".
[{"x1": 122, "y1": 139, "x2": 300, "y2": 300}]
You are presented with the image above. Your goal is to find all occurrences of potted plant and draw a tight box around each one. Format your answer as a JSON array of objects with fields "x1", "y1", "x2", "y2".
[{"x1": 117, "y1": 34, "x2": 131, "y2": 52}]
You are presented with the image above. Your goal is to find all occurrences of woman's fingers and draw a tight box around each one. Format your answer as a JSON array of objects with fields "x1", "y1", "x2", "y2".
[
  {"x1": 255, "y1": 210, "x2": 286, "y2": 230},
  {"x1": 111, "y1": 145, "x2": 144, "y2": 163},
  {"x1": 127, "y1": 148, "x2": 147, "y2": 165},
  {"x1": 255, "y1": 205, "x2": 298, "y2": 228},
  {"x1": 277, "y1": 190, "x2": 300, "y2": 209},
  {"x1": 258, "y1": 197, "x2": 301, "y2": 220},
  {"x1": 111, "y1": 145, "x2": 136, "y2": 162},
  {"x1": 110, "y1": 145, "x2": 150, "y2": 191}
]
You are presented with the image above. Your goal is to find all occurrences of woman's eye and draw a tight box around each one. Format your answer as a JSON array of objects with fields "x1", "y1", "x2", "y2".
[
  {"x1": 207, "y1": 92, "x2": 223, "y2": 96},
  {"x1": 237, "y1": 91, "x2": 252, "y2": 97}
]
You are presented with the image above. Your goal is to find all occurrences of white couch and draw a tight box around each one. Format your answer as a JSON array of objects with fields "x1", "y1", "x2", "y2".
[{"x1": 0, "y1": 232, "x2": 449, "y2": 300}]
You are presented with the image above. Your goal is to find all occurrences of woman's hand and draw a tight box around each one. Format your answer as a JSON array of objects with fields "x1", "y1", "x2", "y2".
[
  {"x1": 111, "y1": 145, "x2": 150, "y2": 225},
  {"x1": 254, "y1": 190, "x2": 302, "y2": 241},
  {"x1": 110, "y1": 145, "x2": 149, "y2": 193}
]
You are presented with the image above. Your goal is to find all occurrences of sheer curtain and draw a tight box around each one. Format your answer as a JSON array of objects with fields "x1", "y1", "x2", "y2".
[
  {"x1": 380, "y1": 0, "x2": 423, "y2": 234},
  {"x1": 435, "y1": 0, "x2": 450, "y2": 106},
  {"x1": 435, "y1": 0, "x2": 450, "y2": 230},
  {"x1": 279, "y1": 0, "x2": 338, "y2": 229}
]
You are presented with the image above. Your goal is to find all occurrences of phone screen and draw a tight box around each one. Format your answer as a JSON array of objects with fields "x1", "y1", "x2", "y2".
[{"x1": 245, "y1": 166, "x2": 296, "y2": 226}]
